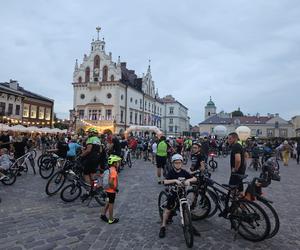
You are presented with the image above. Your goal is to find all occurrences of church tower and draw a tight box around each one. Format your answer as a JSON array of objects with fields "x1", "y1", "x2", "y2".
[{"x1": 205, "y1": 96, "x2": 216, "y2": 119}]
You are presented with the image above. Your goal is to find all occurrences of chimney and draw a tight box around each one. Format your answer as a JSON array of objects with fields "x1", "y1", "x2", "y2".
[{"x1": 9, "y1": 79, "x2": 18, "y2": 90}]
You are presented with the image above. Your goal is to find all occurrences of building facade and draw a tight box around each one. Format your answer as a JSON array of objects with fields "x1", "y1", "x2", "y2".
[
  {"x1": 71, "y1": 28, "x2": 189, "y2": 136},
  {"x1": 198, "y1": 98, "x2": 295, "y2": 138},
  {"x1": 0, "y1": 80, "x2": 54, "y2": 127}
]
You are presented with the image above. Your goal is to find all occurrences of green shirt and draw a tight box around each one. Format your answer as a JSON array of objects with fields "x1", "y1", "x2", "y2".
[
  {"x1": 156, "y1": 141, "x2": 168, "y2": 157},
  {"x1": 86, "y1": 136, "x2": 101, "y2": 145}
]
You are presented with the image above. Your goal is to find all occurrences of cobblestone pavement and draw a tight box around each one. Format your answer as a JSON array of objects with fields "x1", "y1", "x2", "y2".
[{"x1": 0, "y1": 153, "x2": 300, "y2": 250}]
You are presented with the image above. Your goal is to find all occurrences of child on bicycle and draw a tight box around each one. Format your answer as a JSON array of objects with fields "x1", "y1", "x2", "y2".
[
  {"x1": 100, "y1": 155, "x2": 121, "y2": 224},
  {"x1": 159, "y1": 154, "x2": 197, "y2": 238},
  {"x1": 0, "y1": 148, "x2": 11, "y2": 180}
]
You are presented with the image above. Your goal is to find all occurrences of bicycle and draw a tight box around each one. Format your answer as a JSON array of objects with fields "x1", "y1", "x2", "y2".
[
  {"x1": 60, "y1": 171, "x2": 106, "y2": 206},
  {"x1": 201, "y1": 173, "x2": 271, "y2": 242},
  {"x1": 10, "y1": 150, "x2": 37, "y2": 176},
  {"x1": 45, "y1": 159, "x2": 83, "y2": 196},
  {"x1": 39, "y1": 153, "x2": 66, "y2": 179},
  {"x1": 158, "y1": 178, "x2": 194, "y2": 248},
  {"x1": 208, "y1": 152, "x2": 218, "y2": 171}
]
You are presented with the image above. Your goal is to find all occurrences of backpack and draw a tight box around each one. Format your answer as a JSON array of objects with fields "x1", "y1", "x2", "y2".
[{"x1": 102, "y1": 168, "x2": 111, "y2": 190}]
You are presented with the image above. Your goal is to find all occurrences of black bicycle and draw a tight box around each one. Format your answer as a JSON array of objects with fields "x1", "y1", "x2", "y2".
[
  {"x1": 158, "y1": 179, "x2": 194, "y2": 248},
  {"x1": 60, "y1": 172, "x2": 106, "y2": 206}
]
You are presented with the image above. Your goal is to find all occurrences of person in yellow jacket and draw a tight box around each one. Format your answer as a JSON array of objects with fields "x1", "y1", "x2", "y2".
[{"x1": 282, "y1": 140, "x2": 292, "y2": 166}]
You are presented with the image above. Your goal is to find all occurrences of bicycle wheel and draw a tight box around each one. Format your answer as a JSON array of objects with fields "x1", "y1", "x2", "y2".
[
  {"x1": 93, "y1": 189, "x2": 107, "y2": 206},
  {"x1": 209, "y1": 160, "x2": 218, "y2": 171},
  {"x1": 182, "y1": 203, "x2": 194, "y2": 248},
  {"x1": 186, "y1": 189, "x2": 211, "y2": 220},
  {"x1": 39, "y1": 159, "x2": 55, "y2": 179},
  {"x1": 38, "y1": 154, "x2": 49, "y2": 167},
  {"x1": 126, "y1": 153, "x2": 132, "y2": 168},
  {"x1": 45, "y1": 171, "x2": 66, "y2": 196},
  {"x1": 1, "y1": 170, "x2": 16, "y2": 185},
  {"x1": 234, "y1": 200, "x2": 271, "y2": 242},
  {"x1": 158, "y1": 191, "x2": 169, "y2": 220},
  {"x1": 256, "y1": 197, "x2": 280, "y2": 239},
  {"x1": 60, "y1": 183, "x2": 82, "y2": 202},
  {"x1": 206, "y1": 189, "x2": 219, "y2": 218}
]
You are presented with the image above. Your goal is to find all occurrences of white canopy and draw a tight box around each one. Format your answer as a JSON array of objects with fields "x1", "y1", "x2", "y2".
[
  {"x1": 0, "y1": 123, "x2": 10, "y2": 131},
  {"x1": 26, "y1": 126, "x2": 39, "y2": 133},
  {"x1": 8, "y1": 125, "x2": 28, "y2": 132}
]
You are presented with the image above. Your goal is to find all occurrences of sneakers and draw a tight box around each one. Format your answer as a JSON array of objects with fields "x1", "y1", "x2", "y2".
[
  {"x1": 159, "y1": 227, "x2": 166, "y2": 238},
  {"x1": 108, "y1": 218, "x2": 119, "y2": 224},
  {"x1": 100, "y1": 215, "x2": 108, "y2": 223}
]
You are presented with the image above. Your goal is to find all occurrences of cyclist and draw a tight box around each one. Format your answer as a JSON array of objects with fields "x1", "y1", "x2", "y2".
[
  {"x1": 156, "y1": 136, "x2": 168, "y2": 184},
  {"x1": 80, "y1": 128, "x2": 101, "y2": 186},
  {"x1": 190, "y1": 142, "x2": 206, "y2": 173},
  {"x1": 100, "y1": 155, "x2": 121, "y2": 224},
  {"x1": 227, "y1": 132, "x2": 246, "y2": 192},
  {"x1": 159, "y1": 154, "x2": 197, "y2": 238}
]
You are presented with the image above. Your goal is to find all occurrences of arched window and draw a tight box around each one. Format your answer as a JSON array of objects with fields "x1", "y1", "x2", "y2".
[
  {"x1": 78, "y1": 76, "x2": 82, "y2": 83},
  {"x1": 110, "y1": 75, "x2": 114, "y2": 81},
  {"x1": 94, "y1": 55, "x2": 100, "y2": 69},
  {"x1": 103, "y1": 66, "x2": 108, "y2": 82},
  {"x1": 85, "y1": 67, "x2": 90, "y2": 83}
]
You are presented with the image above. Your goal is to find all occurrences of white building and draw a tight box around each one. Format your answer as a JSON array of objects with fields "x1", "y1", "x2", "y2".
[{"x1": 71, "y1": 28, "x2": 190, "y2": 136}]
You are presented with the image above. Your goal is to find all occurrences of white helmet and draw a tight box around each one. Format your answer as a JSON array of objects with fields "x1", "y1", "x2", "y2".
[{"x1": 171, "y1": 154, "x2": 183, "y2": 162}]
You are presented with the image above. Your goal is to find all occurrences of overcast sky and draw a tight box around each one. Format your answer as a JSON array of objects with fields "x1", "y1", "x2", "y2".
[{"x1": 1, "y1": 0, "x2": 299, "y2": 125}]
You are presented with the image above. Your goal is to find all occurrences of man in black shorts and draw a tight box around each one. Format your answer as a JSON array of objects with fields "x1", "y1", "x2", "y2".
[{"x1": 227, "y1": 132, "x2": 246, "y2": 192}]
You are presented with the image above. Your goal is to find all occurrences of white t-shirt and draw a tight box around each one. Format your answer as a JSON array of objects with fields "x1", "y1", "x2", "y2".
[{"x1": 152, "y1": 143, "x2": 157, "y2": 154}]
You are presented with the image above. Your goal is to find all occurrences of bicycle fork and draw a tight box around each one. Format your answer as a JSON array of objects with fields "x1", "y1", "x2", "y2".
[{"x1": 179, "y1": 198, "x2": 189, "y2": 226}]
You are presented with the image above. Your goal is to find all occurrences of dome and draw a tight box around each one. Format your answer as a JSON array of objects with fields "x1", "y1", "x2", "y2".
[{"x1": 206, "y1": 96, "x2": 215, "y2": 107}]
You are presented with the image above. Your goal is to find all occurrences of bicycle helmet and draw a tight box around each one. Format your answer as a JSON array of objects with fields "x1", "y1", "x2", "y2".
[
  {"x1": 108, "y1": 155, "x2": 122, "y2": 165},
  {"x1": 171, "y1": 154, "x2": 183, "y2": 162},
  {"x1": 87, "y1": 127, "x2": 98, "y2": 133},
  {"x1": 192, "y1": 141, "x2": 202, "y2": 147}
]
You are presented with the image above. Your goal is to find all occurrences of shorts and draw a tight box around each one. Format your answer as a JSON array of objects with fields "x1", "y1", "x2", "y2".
[
  {"x1": 81, "y1": 159, "x2": 98, "y2": 175},
  {"x1": 106, "y1": 192, "x2": 116, "y2": 204},
  {"x1": 229, "y1": 173, "x2": 244, "y2": 192},
  {"x1": 166, "y1": 192, "x2": 177, "y2": 210},
  {"x1": 156, "y1": 155, "x2": 167, "y2": 169}
]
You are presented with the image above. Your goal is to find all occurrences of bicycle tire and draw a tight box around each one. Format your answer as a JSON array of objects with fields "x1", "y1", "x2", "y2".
[
  {"x1": 38, "y1": 154, "x2": 48, "y2": 167},
  {"x1": 256, "y1": 197, "x2": 280, "y2": 239},
  {"x1": 1, "y1": 170, "x2": 16, "y2": 185},
  {"x1": 39, "y1": 159, "x2": 55, "y2": 179},
  {"x1": 209, "y1": 160, "x2": 218, "y2": 171},
  {"x1": 94, "y1": 189, "x2": 107, "y2": 206},
  {"x1": 206, "y1": 189, "x2": 219, "y2": 218},
  {"x1": 158, "y1": 191, "x2": 169, "y2": 220},
  {"x1": 60, "y1": 183, "x2": 82, "y2": 202},
  {"x1": 234, "y1": 199, "x2": 271, "y2": 242},
  {"x1": 45, "y1": 171, "x2": 66, "y2": 196},
  {"x1": 186, "y1": 189, "x2": 211, "y2": 220},
  {"x1": 182, "y1": 203, "x2": 194, "y2": 248}
]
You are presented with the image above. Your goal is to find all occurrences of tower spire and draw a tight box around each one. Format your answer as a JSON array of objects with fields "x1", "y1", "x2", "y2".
[
  {"x1": 96, "y1": 26, "x2": 101, "y2": 40},
  {"x1": 148, "y1": 58, "x2": 151, "y2": 73},
  {"x1": 74, "y1": 59, "x2": 78, "y2": 71}
]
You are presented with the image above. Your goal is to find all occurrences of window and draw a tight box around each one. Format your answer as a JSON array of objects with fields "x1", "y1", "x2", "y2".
[
  {"x1": 121, "y1": 110, "x2": 124, "y2": 123},
  {"x1": 105, "y1": 109, "x2": 112, "y2": 120},
  {"x1": 267, "y1": 129, "x2": 274, "y2": 137},
  {"x1": 39, "y1": 107, "x2": 45, "y2": 119},
  {"x1": 140, "y1": 99, "x2": 143, "y2": 109},
  {"x1": 30, "y1": 105, "x2": 37, "y2": 118},
  {"x1": 130, "y1": 112, "x2": 133, "y2": 124},
  {"x1": 169, "y1": 107, "x2": 174, "y2": 114},
  {"x1": 275, "y1": 121, "x2": 279, "y2": 129},
  {"x1": 279, "y1": 129, "x2": 287, "y2": 137},
  {"x1": 85, "y1": 67, "x2": 90, "y2": 83},
  {"x1": 139, "y1": 114, "x2": 142, "y2": 125},
  {"x1": 23, "y1": 104, "x2": 29, "y2": 118},
  {"x1": 80, "y1": 94, "x2": 85, "y2": 99},
  {"x1": 98, "y1": 110, "x2": 102, "y2": 120},
  {"x1": 121, "y1": 95, "x2": 124, "y2": 100},
  {"x1": 103, "y1": 66, "x2": 108, "y2": 81},
  {"x1": 135, "y1": 113, "x2": 138, "y2": 124},
  {"x1": 8, "y1": 104, "x2": 13, "y2": 115},
  {"x1": 130, "y1": 98, "x2": 133, "y2": 103},
  {"x1": 78, "y1": 76, "x2": 82, "y2": 83},
  {"x1": 79, "y1": 110, "x2": 84, "y2": 119},
  {"x1": 110, "y1": 75, "x2": 114, "y2": 81},
  {"x1": 15, "y1": 105, "x2": 20, "y2": 116},
  {"x1": 175, "y1": 126, "x2": 178, "y2": 133},
  {"x1": 90, "y1": 110, "x2": 98, "y2": 120},
  {"x1": 45, "y1": 108, "x2": 51, "y2": 120},
  {"x1": 145, "y1": 101, "x2": 147, "y2": 110},
  {"x1": 169, "y1": 126, "x2": 173, "y2": 132},
  {"x1": 107, "y1": 93, "x2": 112, "y2": 99},
  {"x1": 135, "y1": 100, "x2": 137, "y2": 105},
  {"x1": 94, "y1": 55, "x2": 100, "y2": 69},
  {"x1": 169, "y1": 118, "x2": 173, "y2": 124}
]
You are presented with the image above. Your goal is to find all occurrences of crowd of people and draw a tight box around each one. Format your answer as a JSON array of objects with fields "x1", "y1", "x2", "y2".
[{"x1": 0, "y1": 128, "x2": 299, "y2": 233}]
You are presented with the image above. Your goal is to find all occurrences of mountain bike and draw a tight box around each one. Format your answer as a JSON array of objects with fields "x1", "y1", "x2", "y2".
[
  {"x1": 208, "y1": 152, "x2": 218, "y2": 171},
  {"x1": 158, "y1": 179, "x2": 194, "y2": 248}
]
